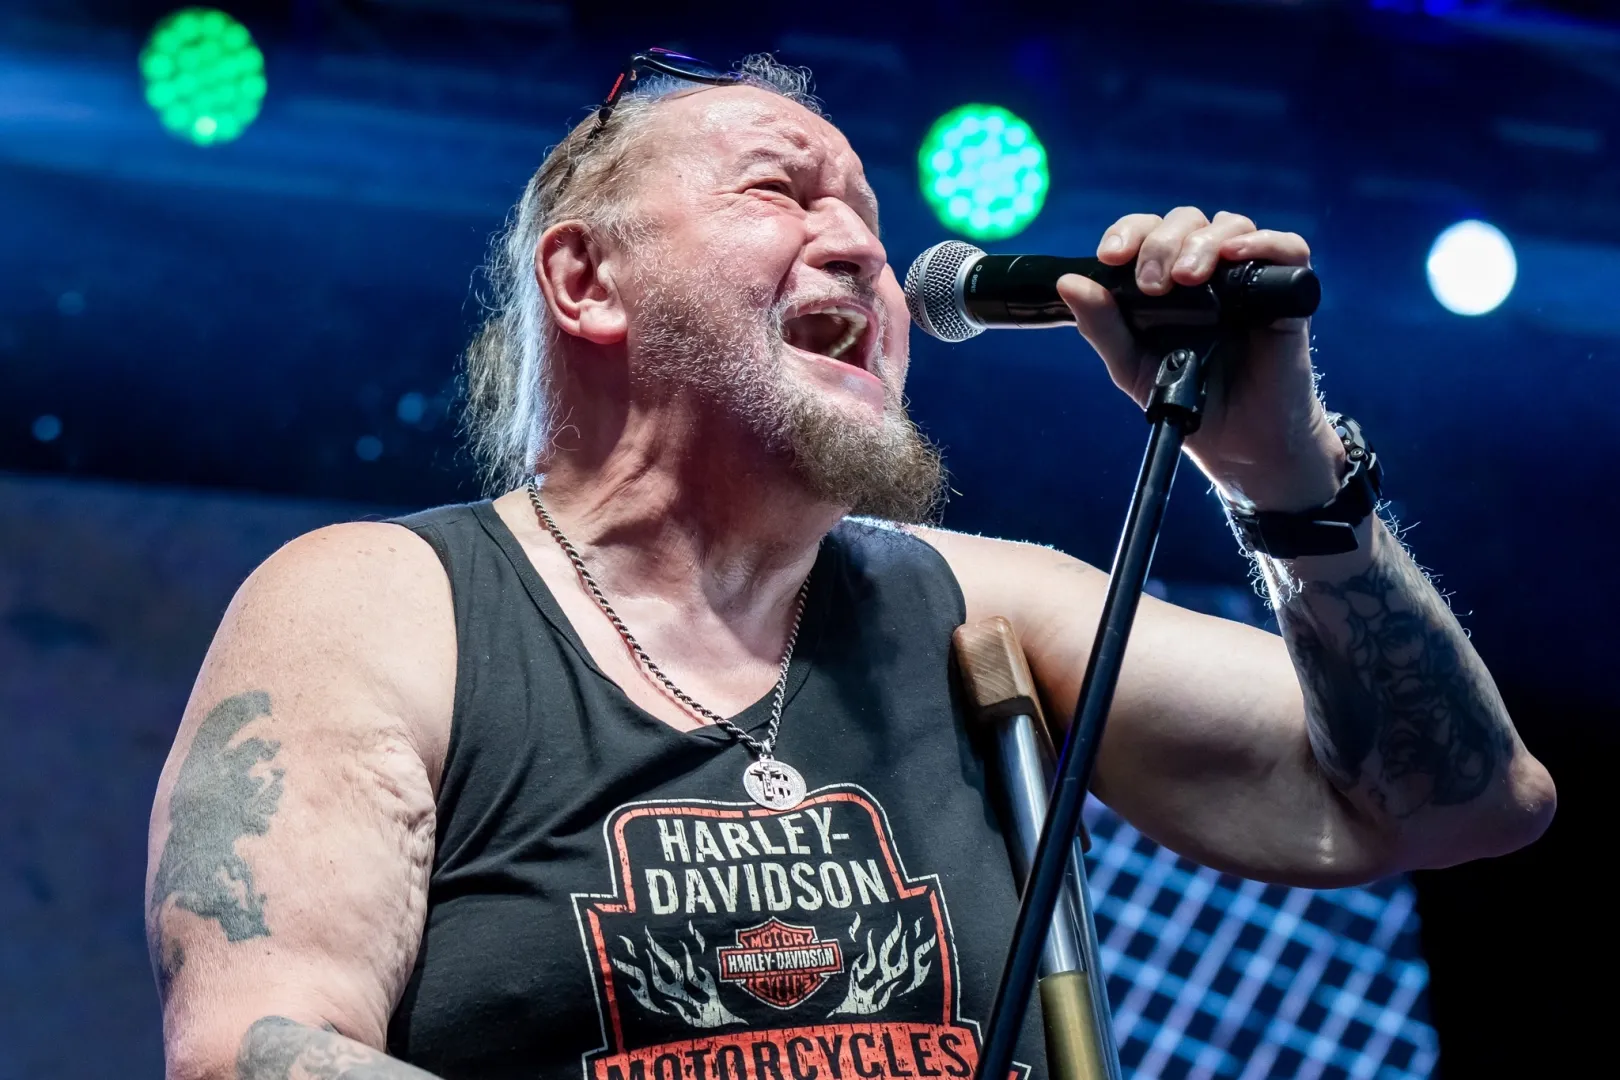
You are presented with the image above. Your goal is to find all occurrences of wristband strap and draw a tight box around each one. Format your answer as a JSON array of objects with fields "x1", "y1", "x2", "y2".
[{"x1": 1225, "y1": 414, "x2": 1383, "y2": 559}]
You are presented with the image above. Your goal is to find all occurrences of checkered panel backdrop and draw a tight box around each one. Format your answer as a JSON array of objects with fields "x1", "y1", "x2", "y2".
[{"x1": 1080, "y1": 799, "x2": 1437, "y2": 1079}]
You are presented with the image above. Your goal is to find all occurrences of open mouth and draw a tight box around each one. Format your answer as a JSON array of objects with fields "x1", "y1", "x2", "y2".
[{"x1": 781, "y1": 306, "x2": 871, "y2": 369}]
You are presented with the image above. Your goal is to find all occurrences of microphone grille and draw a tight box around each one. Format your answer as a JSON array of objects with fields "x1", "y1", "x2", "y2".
[{"x1": 904, "y1": 240, "x2": 986, "y2": 343}]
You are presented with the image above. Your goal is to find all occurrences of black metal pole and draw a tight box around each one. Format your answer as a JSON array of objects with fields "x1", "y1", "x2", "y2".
[{"x1": 974, "y1": 342, "x2": 1215, "y2": 1080}]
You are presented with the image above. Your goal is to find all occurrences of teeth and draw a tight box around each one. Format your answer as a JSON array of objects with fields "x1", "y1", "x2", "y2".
[{"x1": 820, "y1": 307, "x2": 868, "y2": 361}]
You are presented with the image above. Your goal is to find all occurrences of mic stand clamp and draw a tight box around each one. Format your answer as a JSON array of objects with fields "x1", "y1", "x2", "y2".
[
  {"x1": 973, "y1": 332, "x2": 1222, "y2": 1080},
  {"x1": 1146, "y1": 344, "x2": 1214, "y2": 433}
]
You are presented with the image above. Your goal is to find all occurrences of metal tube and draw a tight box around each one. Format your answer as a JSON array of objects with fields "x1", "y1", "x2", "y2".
[
  {"x1": 1069, "y1": 836, "x2": 1122, "y2": 1076},
  {"x1": 1039, "y1": 973, "x2": 1110, "y2": 1080},
  {"x1": 995, "y1": 714, "x2": 1084, "y2": 976},
  {"x1": 991, "y1": 711, "x2": 1122, "y2": 1080}
]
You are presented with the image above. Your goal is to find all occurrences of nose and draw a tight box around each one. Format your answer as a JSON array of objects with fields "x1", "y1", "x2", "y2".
[{"x1": 804, "y1": 198, "x2": 887, "y2": 285}]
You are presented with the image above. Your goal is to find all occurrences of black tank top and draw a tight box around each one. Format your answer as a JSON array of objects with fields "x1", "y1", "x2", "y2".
[{"x1": 385, "y1": 502, "x2": 1048, "y2": 1080}]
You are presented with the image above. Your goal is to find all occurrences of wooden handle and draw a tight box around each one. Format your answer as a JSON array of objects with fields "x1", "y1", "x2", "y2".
[
  {"x1": 953, "y1": 616, "x2": 1089, "y2": 851},
  {"x1": 952, "y1": 616, "x2": 1046, "y2": 726}
]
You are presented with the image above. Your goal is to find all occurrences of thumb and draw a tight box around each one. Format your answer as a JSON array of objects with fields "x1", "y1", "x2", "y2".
[{"x1": 1057, "y1": 273, "x2": 1144, "y2": 399}]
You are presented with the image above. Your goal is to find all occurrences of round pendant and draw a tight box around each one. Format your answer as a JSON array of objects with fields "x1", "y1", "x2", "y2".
[{"x1": 742, "y1": 758, "x2": 807, "y2": 811}]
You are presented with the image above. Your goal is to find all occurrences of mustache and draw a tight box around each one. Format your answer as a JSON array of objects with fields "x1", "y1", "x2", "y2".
[{"x1": 777, "y1": 276, "x2": 882, "y2": 313}]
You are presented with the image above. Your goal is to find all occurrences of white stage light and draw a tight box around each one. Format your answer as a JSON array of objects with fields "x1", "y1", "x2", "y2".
[{"x1": 1427, "y1": 220, "x2": 1516, "y2": 316}]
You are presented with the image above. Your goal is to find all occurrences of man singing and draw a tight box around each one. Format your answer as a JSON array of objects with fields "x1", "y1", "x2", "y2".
[{"x1": 147, "y1": 54, "x2": 1554, "y2": 1080}]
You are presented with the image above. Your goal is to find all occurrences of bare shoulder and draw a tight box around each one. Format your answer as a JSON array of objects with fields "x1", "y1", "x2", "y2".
[
  {"x1": 238, "y1": 519, "x2": 448, "y2": 609},
  {"x1": 907, "y1": 524, "x2": 1108, "y2": 625},
  {"x1": 199, "y1": 519, "x2": 456, "y2": 783},
  {"x1": 149, "y1": 520, "x2": 454, "y2": 1050}
]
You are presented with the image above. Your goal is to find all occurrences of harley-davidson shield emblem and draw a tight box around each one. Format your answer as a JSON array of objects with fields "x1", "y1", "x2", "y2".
[{"x1": 716, "y1": 918, "x2": 844, "y2": 1009}]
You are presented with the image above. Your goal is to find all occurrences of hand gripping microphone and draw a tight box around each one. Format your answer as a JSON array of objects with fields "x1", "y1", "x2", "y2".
[{"x1": 904, "y1": 239, "x2": 1321, "y2": 343}]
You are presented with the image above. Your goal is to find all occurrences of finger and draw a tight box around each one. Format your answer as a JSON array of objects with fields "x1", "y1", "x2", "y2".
[
  {"x1": 1169, "y1": 212, "x2": 1257, "y2": 285},
  {"x1": 1057, "y1": 273, "x2": 1143, "y2": 398},
  {"x1": 1221, "y1": 228, "x2": 1311, "y2": 267},
  {"x1": 1136, "y1": 206, "x2": 1210, "y2": 295},
  {"x1": 1097, "y1": 213, "x2": 1164, "y2": 265}
]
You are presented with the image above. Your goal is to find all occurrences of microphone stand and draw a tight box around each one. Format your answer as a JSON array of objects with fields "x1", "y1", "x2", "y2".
[{"x1": 973, "y1": 326, "x2": 1222, "y2": 1080}]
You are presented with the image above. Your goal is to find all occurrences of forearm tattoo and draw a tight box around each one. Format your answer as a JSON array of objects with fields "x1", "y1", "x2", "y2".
[
  {"x1": 147, "y1": 691, "x2": 285, "y2": 997},
  {"x1": 1266, "y1": 527, "x2": 1513, "y2": 818},
  {"x1": 238, "y1": 1018, "x2": 440, "y2": 1080}
]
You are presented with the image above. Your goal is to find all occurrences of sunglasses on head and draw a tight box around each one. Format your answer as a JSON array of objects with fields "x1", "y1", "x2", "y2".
[{"x1": 587, "y1": 48, "x2": 744, "y2": 140}]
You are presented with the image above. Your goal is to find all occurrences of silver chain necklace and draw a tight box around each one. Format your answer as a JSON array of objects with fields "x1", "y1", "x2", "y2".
[{"x1": 527, "y1": 478, "x2": 811, "y2": 811}]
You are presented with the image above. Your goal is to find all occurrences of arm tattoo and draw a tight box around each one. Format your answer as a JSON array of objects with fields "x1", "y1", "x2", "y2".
[
  {"x1": 238, "y1": 1017, "x2": 441, "y2": 1080},
  {"x1": 148, "y1": 691, "x2": 285, "y2": 996},
  {"x1": 1269, "y1": 528, "x2": 1513, "y2": 818}
]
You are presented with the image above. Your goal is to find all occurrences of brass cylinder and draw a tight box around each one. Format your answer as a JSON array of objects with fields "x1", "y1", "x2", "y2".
[{"x1": 1039, "y1": 971, "x2": 1108, "y2": 1080}]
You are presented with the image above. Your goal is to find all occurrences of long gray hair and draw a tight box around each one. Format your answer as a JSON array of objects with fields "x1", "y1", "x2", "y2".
[{"x1": 461, "y1": 54, "x2": 822, "y2": 494}]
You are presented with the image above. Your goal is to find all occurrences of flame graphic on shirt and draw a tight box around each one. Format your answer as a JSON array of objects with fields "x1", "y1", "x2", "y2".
[
  {"x1": 830, "y1": 914, "x2": 939, "y2": 1016},
  {"x1": 609, "y1": 926, "x2": 742, "y2": 1028}
]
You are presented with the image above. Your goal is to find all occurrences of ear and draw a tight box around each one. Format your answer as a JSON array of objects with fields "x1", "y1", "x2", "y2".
[{"x1": 536, "y1": 222, "x2": 627, "y2": 346}]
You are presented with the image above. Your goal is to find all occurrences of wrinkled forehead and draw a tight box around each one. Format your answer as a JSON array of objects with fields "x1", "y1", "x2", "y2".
[{"x1": 656, "y1": 86, "x2": 876, "y2": 203}]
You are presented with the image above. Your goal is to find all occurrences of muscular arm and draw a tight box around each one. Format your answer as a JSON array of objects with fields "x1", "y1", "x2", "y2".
[
  {"x1": 920, "y1": 521, "x2": 1554, "y2": 886},
  {"x1": 1258, "y1": 516, "x2": 1551, "y2": 854},
  {"x1": 146, "y1": 523, "x2": 455, "y2": 1079}
]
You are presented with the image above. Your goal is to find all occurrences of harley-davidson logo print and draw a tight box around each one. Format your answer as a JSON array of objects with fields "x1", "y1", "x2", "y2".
[
  {"x1": 571, "y1": 785, "x2": 1028, "y2": 1080},
  {"x1": 717, "y1": 918, "x2": 843, "y2": 1008}
]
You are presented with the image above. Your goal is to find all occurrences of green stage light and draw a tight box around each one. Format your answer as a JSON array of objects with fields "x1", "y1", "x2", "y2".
[
  {"x1": 140, "y1": 8, "x2": 265, "y2": 146},
  {"x1": 918, "y1": 105, "x2": 1048, "y2": 241}
]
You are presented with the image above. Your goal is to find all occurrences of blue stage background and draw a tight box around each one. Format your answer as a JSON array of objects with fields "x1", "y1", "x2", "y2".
[{"x1": 3, "y1": 1, "x2": 1615, "y2": 1075}]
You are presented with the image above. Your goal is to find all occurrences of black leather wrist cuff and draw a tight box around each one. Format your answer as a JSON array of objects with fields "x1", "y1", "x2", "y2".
[{"x1": 1225, "y1": 414, "x2": 1383, "y2": 559}]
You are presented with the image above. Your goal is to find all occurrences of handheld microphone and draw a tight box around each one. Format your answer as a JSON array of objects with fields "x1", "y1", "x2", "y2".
[{"x1": 903, "y1": 240, "x2": 1321, "y2": 343}]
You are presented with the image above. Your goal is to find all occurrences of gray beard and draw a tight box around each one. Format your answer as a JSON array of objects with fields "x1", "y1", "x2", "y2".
[{"x1": 629, "y1": 264, "x2": 946, "y2": 524}]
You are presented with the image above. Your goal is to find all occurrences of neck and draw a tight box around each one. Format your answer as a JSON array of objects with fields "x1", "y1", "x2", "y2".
[{"x1": 533, "y1": 384, "x2": 842, "y2": 620}]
